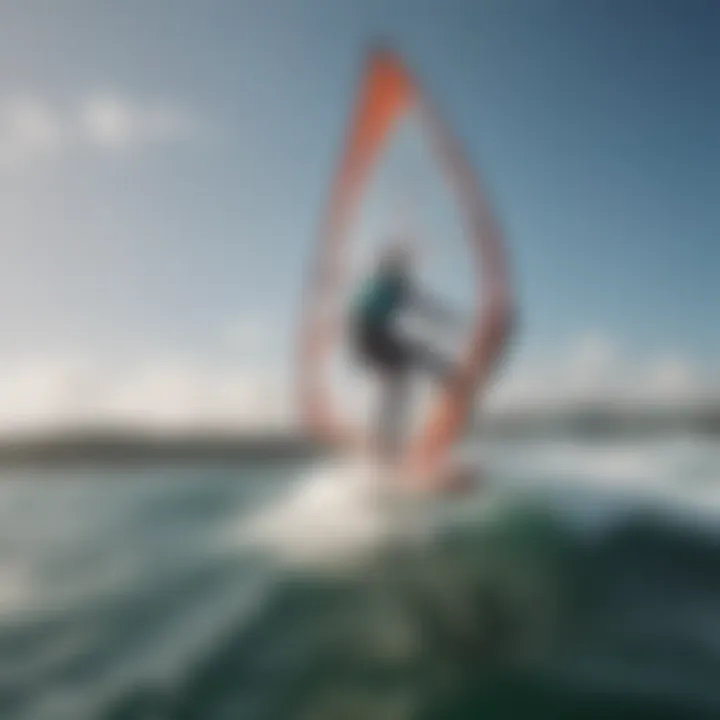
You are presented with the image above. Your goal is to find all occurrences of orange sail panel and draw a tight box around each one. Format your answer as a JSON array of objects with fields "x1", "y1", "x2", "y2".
[
  {"x1": 404, "y1": 93, "x2": 513, "y2": 482},
  {"x1": 299, "y1": 48, "x2": 418, "y2": 448},
  {"x1": 299, "y1": 47, "x2": 512, "y2": 479},
  {"x1": 325, "y1": 49, "x2": 417, "y2": 244}
]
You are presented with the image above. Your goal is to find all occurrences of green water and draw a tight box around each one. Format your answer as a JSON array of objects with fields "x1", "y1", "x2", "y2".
[{"x1": 0, "y1": 438, "x2": 718, "y2": 719}]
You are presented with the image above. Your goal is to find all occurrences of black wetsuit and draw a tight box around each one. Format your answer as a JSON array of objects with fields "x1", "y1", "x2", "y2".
[
  {"x1": 352, "y1": 269, "x2": 412, "y2": 373},
  {"x1": 350, "y1": 268, "x2": 450, "y2": 459}
]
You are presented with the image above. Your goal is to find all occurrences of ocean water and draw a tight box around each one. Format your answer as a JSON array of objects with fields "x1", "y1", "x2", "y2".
[{"x1": 0, "y1": 436, "x2": 719, "y2": 720}]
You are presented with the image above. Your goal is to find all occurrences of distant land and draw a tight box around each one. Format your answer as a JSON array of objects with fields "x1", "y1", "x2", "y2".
[
  {"x1": 0, "y1": 404, "x2": 716, "y2": 468},
  {"x1": 479, "y1": 403, "x2": 720, "y2": 439},
  {"x1": 0, "y1": 428, "x2": 326, "y2": 469}
]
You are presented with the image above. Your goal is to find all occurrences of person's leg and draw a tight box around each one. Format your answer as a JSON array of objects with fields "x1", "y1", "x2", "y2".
[
  {"x1": 406, "y1": 339, "x2": 454, "y2": 384},
  {"x1": 377, "y1": 368, "x2": 409, "y2": 462},
  {"x1": 361, "y1": 327, "x2": 452, "y2": 462},
  {"x1": 365, "y1": 328, "x2": 412, "y2": 463},
  {"x1": 411, "y1": 339, "x2": 482, "y2": 432}
]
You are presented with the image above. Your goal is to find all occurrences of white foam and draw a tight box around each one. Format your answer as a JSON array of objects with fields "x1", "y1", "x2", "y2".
[
  {"x1": 0, "y1": 560, "x2": 33, "y2": 618},
  {"x1": 486, "y1": 437, "x2": 720, "y2": 491},
  {"x1": 477, "y1": 436, "x2": 720, "y2": 538},
  {"x1": 231, "y1": 457, "x2": 411, "y2": 569}
]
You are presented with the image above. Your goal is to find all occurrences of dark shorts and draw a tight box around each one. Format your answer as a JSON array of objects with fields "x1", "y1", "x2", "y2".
[{"x1": 352, "y1": 321, "x2": 411, "y2": 375}]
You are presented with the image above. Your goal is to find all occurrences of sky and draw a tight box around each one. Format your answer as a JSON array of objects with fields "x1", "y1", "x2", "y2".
[{"x1": 0, "y1": 0, "x2": 717, "y2": 431}]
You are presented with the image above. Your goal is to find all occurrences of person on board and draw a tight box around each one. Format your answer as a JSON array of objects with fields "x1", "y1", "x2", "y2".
[{"x1": 350, "y1": 240, "x2": 460, "y2": 462}]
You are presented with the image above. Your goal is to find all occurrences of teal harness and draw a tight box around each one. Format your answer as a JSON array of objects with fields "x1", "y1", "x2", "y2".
[{"x1": 354, "y1": 273, "x2": 406, "y2": 327}]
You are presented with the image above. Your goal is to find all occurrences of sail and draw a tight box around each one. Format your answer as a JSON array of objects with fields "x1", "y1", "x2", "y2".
[{"x1": 299, "y1": 45, "x2": 512, "y2": 480}]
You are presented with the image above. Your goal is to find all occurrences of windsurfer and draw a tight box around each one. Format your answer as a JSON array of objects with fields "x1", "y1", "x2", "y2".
[{"x1": 350, "y1": 240, "x2": 460, "y2": 463}]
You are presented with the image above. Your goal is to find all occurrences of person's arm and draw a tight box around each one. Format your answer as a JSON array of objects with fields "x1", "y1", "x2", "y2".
[{"x1": 407, "y1": 284, "x2": 464, "y2": 328}]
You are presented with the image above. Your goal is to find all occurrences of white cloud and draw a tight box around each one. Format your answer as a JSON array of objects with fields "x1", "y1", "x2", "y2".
[
  {"x1": 565, "y1": 333, "x2": 618, "y2": 389},
  {"x1": 103, "y1": 360, "x2": 290, "y2": 431},
  {"x1": 0, "y1": 333, "x2": 713, "y2": 438},
  {"x1": 0, "y1": 98, "x2": 63, "y2": 170},
  {"x1": 489, "y1": 332, "x2": 716, "y2": 413},
  {"x1": 78, "y1": 94, "x2": 191, "y2": 151},
  {"x1": 0, "y1": 356, "x2": 97, "y2": 433},
  {"x1": 643, "y1": 357, "x2": 701, "y2": 404},
  {"x1": 0, "y1": 354, "x2": 293, "y2": 438},
  {"x1": 0, "y1": 91, "x2": 194, "y2": 170}
]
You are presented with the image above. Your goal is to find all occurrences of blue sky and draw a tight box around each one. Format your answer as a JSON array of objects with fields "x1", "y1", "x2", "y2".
[{"x1": 0, "y1": 0, "x2": 716, "y2": 427}]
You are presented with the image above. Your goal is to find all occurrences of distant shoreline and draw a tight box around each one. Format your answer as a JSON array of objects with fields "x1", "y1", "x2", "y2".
[
  {"x1": 0, "y1": 430, "x2": 326, "y2": 469},
  {"x1": 478, "y1": 405, "x2": 720, "y2": 439},
  {"x1": 0, "y1": 407, "x2": 715, "y2": 468}
]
